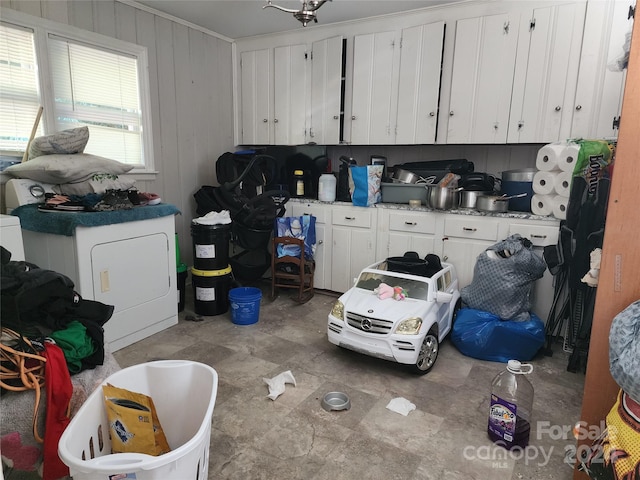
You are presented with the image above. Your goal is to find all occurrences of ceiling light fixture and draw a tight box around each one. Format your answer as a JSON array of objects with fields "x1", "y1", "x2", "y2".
[{"x1": 263, "y1": 0, "x2": 331, "y2": 27}]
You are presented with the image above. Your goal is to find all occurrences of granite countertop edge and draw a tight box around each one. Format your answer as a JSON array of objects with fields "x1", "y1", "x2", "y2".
[{"x1": 287, "y1": 198, "x2": 559, "y2": 223}]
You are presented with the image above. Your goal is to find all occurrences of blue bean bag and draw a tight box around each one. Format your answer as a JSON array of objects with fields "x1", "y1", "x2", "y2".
[{"x1": 451, "y1": 308, "x2": 545, "y2": 363}]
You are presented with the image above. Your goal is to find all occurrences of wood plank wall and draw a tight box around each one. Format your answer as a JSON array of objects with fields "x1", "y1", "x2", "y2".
[
  {"x1": 1, "y1": 0, "x2": 235, "y2": 268},
  {"x1": 574, "y1": 13, "x2": 640, "y2": 480}
]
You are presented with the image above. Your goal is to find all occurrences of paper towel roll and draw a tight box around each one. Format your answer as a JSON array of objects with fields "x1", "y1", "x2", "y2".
[
  {"x1": 552, "y1": 195, "x2": 568, "y2": 220},
  {"x1": 536, "y1": 143, "x2": 565, "y2": 171},
  {"x1": 531, "y1": 194, "x2": 555, "y2": 216},
  {"x1": 558, "y1": 143, "x2": 580, "y2": 173},
  {"x1": 533, "y1": 171, "x2": 556, "y2": 195},
  {"x1": 553, "y1": 171, "x2": 573, "y2": 197}
]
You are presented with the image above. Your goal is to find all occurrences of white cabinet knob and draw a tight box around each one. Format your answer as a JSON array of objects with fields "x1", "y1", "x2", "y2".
[
  {"x1": 263, "y1": 119, "x2": 268, "y2": 123},
  {"x1": 429, "y1": 112, "x2": 435, "y2": 117},
  {"x1": 333, "y1": 115, "x2": 339, "y2": 119},
  {"x1": 352, "y1": 115, "x2": 357, "y2": 120},
  {"x1": 554, "y1": 106, "x2": 561, "y2": 111},
  {"x1": 274, "y1": 118, "x2": 279, "y2": 123},
  {"x1": 575, "y1": 105, "x2": 582, "y2": 111}
]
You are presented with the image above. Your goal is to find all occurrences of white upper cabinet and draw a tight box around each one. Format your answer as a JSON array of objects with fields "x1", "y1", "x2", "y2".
[
  {"x1": 571, "y1": 0, "x2": 634, "y2": 139},
  {"x1": 508, "y1": 3, "x2": 586, "y2": 143},
  {"x1": 240, "y1": 44, "x2": 308, "y2": 145},
  {"x1": 350, "y1": 31, "x2": 399, "y2": 145},
  {"x1": 310, "y1": 36, "x2": 344, "y2": 145},
  {"x1": 396, "y1": 21, "x2": 445, "y2": 144},
  {"x1": 446, "y1": 12, "x2": 520, "y2": 143},
  {"x1": 240, "y1": 49, "x2": 271, "y2": 145},
  {"x1": 273, "y1": 44, "x2": 308, "y2": 145}
]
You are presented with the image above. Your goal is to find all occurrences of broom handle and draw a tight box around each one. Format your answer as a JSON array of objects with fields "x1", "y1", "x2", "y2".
[{"x1": 21, "y1": 106, "x2": 44, "y2": 163}]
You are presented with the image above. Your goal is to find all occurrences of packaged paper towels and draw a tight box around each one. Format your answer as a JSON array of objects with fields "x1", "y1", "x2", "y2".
[
  {"x1": 535, "y1": 143, "x2": 566, "y2": 171},
  {"x1": 553, "y1": 196, "x2": 569, "y2": 220},
  {"x1": 531, "y1": 194, "x2": 555, "y2": 216},
  {"x1": 533, "y1": 171, "x2": 557, "y2": 195},
  {"x1": 553, "y1": 171, "x2": 573, "y2": 197},
  {"x1": 558, "y1": 143, "x2": 580, "y2": 173}
]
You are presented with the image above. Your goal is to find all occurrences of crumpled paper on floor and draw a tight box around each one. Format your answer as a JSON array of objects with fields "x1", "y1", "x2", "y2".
[
  {"x1": 193, "y1": 210, "x2": 231, "y2": 225},
  {"x1": 263, "y1": 370, "x2": 296, "y2": 401},
  {"x1": 386, "y1": 397, "x2": 416, "y2": 416}
]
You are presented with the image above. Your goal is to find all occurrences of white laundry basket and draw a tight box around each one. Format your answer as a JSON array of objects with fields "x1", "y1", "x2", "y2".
[{"x1": 58, "y1": 360, "x2": 218, "y2": 480}]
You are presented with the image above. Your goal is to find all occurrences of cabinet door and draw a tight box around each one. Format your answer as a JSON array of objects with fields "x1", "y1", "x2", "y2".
[
  {"x1": 310, "y1": 36, "x2": 343, "y2": 145},
  {"x1": 508, "y1": 3, "x2": 586, "y2": 143},
  {"x1": 441, "y1": 238, "x2": 494, "y2": 289},
  {"x1": 331, "y1": 226, "x2": 376, "y2": 293},
  {"x1": 290, "y1": 202, "x2": 331, "y2": 290},
  {"x1": 274, "y1": 44, "x2": 308, "y2": 145},
  {"x1": 571, "y1": 0, "x2": 632, "y2": 139},
  {"x1": 240, "y1": 49, "x2": 271, "y2": 145},
  {"x1": 396, "y1": 21, "x2": 445, "y2": 144},
  {"x1": 446, "y1": 12, "x2": 519, "y2": 143},
  {"x1": 350, "y1": 31, "x2": 398, "y2": 145}
]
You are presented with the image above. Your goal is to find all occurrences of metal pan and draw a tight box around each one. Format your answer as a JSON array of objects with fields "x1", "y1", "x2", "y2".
[{"x1": 476, "y1": 193, "x2": 527, "y2": 213}]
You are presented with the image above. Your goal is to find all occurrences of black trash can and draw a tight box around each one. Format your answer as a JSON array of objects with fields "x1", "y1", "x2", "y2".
[
  {"x1": 191, "y1": 266, "x2": 232, "y2": 316},
  {"x1": 191, "y1": 221, "x2": 231, "y2": 271}
]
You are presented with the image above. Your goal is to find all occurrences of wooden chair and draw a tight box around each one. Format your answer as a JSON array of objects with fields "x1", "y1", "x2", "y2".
[{"x1": 271, "y1": 236, "x2": 315, "y2": 303}]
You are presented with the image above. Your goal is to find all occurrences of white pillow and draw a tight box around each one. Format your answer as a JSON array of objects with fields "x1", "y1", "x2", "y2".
[
  {"x1": 28, "y1": 126, "x2": 90, "y2": 160},
  {"x1": 4, "y1": 153, "x2": 134, "y2": 184},
  {"x1": 52, "y1": 175, "x2": 136, "y2": 196}
]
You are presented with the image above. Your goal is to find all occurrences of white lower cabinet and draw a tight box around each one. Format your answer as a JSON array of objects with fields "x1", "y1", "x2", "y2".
[
  {"x1": 441, "y1": 215, "x2": 502, "y2": 289},
  {"x1": 289, "y1": 202, "x2": 331, "y2": 290},
  {"x1": 287, "y1": 201, "x2": 560, "y2": 315},
  {"x1": 330, "y1": 206, "x2": 377, "y2": 293}
]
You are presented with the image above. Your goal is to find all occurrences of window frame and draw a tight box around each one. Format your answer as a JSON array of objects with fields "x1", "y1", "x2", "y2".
[{"x1": 1, "y1": 8, "x2": 155, "y2": 175}]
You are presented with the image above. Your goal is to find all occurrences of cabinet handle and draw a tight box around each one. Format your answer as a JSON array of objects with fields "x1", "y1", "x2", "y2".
[
  {"x1": 318, "y1": 240, "x2": 323, "y2": 245},
  {"x1": 449, "y1": 111, "x2": 454, "y2": 116},
  {"x1": 274, "y1": 118, "x2": 279, "y2": 123},
  {"x1": 429, "y1": 112, "x2": 435, "y2": 117},
  {"x1": 345, "y1": 216, "x2": 355, "y2": 220},
  {"x1": 554, "y1": 106, "x2": 561, "y2": 111},
  {"x1": 575, "y1": 105, "x2": 582, "y2": 111},
  {"x1": 263, "y1": 118, "x2": 268, "y2": 123},
  {"x1": 462, "y1": 227, "x2": 477, "y2": 232},
  {"x1": 531, "y1": 234, "x2": 547, "y2": 239},
  {"x1": 405, "y1": 221, "x2": 417, "y2": 226},
  {"x1": 333, "y1": 115, "x2": 339, "y2": 119},
  {"x1": 351, "y1": 115, "x2": 357, "y2": 120}
]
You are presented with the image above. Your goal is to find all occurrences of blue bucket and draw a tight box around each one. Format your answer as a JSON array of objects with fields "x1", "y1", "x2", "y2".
[{"x1": 228, "y1": 287, "x2": 262, "y2": 325}]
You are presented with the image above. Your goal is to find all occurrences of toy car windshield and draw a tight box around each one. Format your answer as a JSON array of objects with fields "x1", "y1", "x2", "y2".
[{"x1": 355, "y1": 271, "x2": 430, "y2": 300}]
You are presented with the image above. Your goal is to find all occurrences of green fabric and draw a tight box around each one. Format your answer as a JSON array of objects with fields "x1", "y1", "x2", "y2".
[{"x1": 49, "y1": 320, "x2": 95, "y2": 374}]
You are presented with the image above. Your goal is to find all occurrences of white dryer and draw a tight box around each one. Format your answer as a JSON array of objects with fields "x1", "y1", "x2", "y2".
[{"x1": 5, "y1": 178, "x2": 179, "y2": 351}]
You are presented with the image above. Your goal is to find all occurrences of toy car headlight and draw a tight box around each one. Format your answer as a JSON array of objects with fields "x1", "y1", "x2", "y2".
[
  {"x1": 395, "y1": 317, "x2": 422, "y2": 335},
  {"x1": 330, "y1": 300, "x2": 345, "y2": 320}
]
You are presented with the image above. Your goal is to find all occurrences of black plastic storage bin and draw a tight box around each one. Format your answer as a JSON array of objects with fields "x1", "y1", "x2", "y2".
[{"x1": 191, "y1": 222, "x2": 231, "y2": 271}]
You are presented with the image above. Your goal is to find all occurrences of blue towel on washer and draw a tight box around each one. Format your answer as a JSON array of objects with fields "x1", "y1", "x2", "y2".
[{"x1": 12, "y1": 203, "x2": 181, "y2": 236}]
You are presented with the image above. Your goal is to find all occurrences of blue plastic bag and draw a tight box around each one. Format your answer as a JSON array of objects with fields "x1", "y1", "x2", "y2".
[
  {"x1": 350, "y1": 165, "x2": 383, "y2": 207},
  {"x1": 451, "y1": 308, "x2": 545, "y2": 363},
  {"x1": 274, "y1": 215, "x2": 316, "y2": 259}
]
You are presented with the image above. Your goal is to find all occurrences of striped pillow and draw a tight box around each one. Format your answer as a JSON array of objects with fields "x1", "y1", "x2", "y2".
[{"x1": 28, "y1": 126, "x2": 90, "y2": 160}]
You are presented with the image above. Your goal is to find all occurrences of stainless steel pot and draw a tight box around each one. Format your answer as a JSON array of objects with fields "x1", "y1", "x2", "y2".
[
  {"x1": 427, "y1": 186, "x2": 463, "y2": 210},
  {"x1": 476, "y1": 193, "x2": 527, "y2": 213},
  {"x1": 459, "y1": 190, "x2": 493, "y2": 209},
  {"x1": 392, "y1": 168, "x2": 436, "y2": 185},
  {"x1": 392, "y1": 167, "x2": 422, "y2": 184}
]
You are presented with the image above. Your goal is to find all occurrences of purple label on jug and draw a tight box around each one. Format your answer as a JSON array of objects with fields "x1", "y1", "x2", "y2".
[{"x1": 488, "y1": 394, "x2": 517, "y2": 442}]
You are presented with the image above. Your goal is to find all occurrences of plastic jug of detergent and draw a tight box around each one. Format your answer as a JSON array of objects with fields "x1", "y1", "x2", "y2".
[{"x1": 487, "y1": 360, "x2": 534, "y2": 449}]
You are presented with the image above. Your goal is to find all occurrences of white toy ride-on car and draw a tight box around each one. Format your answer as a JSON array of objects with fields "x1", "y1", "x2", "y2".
[{"x1": 327, "y1": 254, "x2": 461, "y2": 374}]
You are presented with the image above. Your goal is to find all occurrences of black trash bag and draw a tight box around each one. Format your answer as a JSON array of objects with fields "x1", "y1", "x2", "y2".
[{"x1": 461, "y1": 234, "x2": 546, "y2": 321}]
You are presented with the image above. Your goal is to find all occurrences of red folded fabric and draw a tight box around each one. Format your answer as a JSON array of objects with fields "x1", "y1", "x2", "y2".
[{"x1": 42, "y1": 342, "x2": 72, "y2": 480}]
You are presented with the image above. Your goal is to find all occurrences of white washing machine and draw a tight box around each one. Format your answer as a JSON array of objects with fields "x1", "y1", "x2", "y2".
[
  {"x1": 4, "y1": 178, "x2": 179, "y2": 351},
  {"x1": 0, "y1": 213, "x2": 25, "y2": 261}
]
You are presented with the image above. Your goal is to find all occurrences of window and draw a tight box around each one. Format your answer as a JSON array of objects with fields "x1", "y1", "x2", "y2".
[{"x1": 0, "y1": 11, "x2": 153, "y2": 172}]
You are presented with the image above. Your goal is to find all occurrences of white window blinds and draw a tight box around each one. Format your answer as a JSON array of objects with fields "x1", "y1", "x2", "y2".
[
  {"x1": 0, "y1": 22, "x2": 42, "y2": 151},
  {"x1": 48, "y1": 35, "x2": 143, "y2": 166}
]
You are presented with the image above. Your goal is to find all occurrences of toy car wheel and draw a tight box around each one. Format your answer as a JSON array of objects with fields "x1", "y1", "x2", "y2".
[{"x1": 411, "y1": 328, "x2": 439, "y2": 375}]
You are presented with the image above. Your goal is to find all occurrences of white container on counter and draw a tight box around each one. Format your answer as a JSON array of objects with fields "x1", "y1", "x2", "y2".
[{"x1": 318, "y1": 173, "x2": 337, "y2": 202}]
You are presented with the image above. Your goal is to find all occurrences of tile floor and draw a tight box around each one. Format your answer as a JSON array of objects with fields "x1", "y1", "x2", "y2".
[{"x1": 113, "y1": 281, "x2": 586, "y2": 480}]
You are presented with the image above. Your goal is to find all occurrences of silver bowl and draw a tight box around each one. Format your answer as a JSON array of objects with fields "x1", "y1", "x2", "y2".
[{"x1": 321, "y1": 391, "x2": 351, "y2": 411}]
